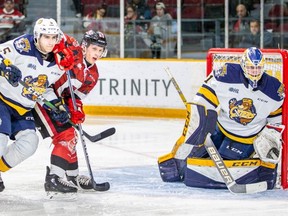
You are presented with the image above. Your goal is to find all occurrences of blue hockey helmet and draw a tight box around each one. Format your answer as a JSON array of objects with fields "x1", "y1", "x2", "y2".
[{"x1": 240, "y1": 47, "x2": 265, "y2": 89}]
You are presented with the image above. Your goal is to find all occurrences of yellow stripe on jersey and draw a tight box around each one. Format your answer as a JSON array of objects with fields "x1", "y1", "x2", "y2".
[
  {"x1": 269, "y1": 107, "x2": 282, "y2": 117},
  {"x1": 0, "y1": 158, "x2": 11, "y2": 172},
  {"x1": 0, "y1": 94, "x2": 29, "y2": 116},
  {"x1": 217, "y1": 123, "x2": 256, "y2": 144},
  {"x1": 198, "y1": 85, "x2": 219, "y2": 107}
]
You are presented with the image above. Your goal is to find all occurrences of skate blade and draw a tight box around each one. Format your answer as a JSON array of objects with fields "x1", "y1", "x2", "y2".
[{"x1": 45, "y1": 191, "x2": 78, "y2": 201}]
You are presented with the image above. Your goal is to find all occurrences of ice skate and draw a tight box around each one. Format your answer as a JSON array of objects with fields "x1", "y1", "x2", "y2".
[
  {"x1": 67, "y1": 174, "x2": 94, "y2": 191},
  {"x1": 44, "y1": 167, "x2": 77, "y2": 200},
  {"x1": 0, "y1": 172, "x2": 4, "y2": 192}
]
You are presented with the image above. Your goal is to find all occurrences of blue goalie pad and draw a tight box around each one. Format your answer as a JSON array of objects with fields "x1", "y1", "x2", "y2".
[
  {"x1": 158, "y1": 156, "x2": 183, "y2": 182},
  {"x1": 184, "y1": 158, "x2": 277, "y2": 190}
]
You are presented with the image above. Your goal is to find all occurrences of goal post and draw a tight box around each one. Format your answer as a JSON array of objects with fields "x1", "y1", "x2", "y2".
[{"x1": 206, "y1": 48, "x2": 288, "y2": 189}]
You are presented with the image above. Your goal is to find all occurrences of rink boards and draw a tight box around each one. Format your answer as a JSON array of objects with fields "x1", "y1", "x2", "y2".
[{"x1": 83, "y1": 58, "x2": 206, "y2": 118}]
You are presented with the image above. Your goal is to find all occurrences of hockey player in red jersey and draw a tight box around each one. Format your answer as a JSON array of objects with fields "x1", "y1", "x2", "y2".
[{"x1": 32, "y1": 30, "x2": 107, "y2": 196}]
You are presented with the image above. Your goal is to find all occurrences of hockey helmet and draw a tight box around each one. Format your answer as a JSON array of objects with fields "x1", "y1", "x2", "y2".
[
  {"x1": 81, "y1": 30, "x2": 107, "y2": 57},
  {"x1": 33, "y1": 18, "x2": 62, "y2": 43},
  {"x1": 240, "y1": 47, "x2": 265, "y2": 89}
]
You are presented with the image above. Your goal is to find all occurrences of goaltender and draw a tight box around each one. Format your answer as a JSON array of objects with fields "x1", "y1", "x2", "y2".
[{"x1": 158, "y1": 47, "x2": 285, "y2": 191}]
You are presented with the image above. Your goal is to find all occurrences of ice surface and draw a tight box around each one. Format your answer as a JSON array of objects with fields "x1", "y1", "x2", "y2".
[{"x1": 0, "y1": 116, "x2": 287, "y2": 216}]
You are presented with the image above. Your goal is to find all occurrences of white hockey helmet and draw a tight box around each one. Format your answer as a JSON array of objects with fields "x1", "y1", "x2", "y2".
[
  {"x1": 240, "y1": 47, "x2": 265, "y2": 89},
  {"x1": 33, "y1": 18, "x2": 62, "y2": 43}
]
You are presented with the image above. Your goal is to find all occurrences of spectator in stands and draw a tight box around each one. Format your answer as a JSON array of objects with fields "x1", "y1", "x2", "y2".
[
  {"x1": 72, "y1": 0, "x2": 82, "y2": 18},
  {"x1": 83, "y1": 4, "x2": 107, "y2": 30},
  {"x1": 124, "y1": 4, "x2": 147, "y2": 57},
  {"x1": 127, "y1": 0, "x2": 151, "y2": 20},
  {"x1": 230, "y1": 3, "x2": 251, "y2": 47},
  {"x1": 237, "y1": 19, "x2": 273, "y2": 48},
  {"x1": 147, "y1": 2, "x2": 174, "y2": 59},
  {"x1": 265, "y1": 4, "x2": 288, "y2": 32},
  {"x1": 0, "y1": 0, "x2": 25, "y2": 29},
  {"x1": 229, "y1": 0, "x2": 254, "y2": 18},
  {"x1": 232, "y1": 3, "x2": 251, "y2": 32}
]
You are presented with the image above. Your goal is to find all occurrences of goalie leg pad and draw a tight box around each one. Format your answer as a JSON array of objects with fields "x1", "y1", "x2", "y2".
[
  {"x1": 174, "y1": 104, "x2": 217, "y2": 159},
  {"x1": 158, "y1": 153, "x2": 182, "y2": 182},
  {"x1": 184, "y1": 158, "x2": 277, "y2": 189}
]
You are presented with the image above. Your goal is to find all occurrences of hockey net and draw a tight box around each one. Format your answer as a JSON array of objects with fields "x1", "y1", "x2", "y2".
[{"x1": 206, "y1": 48, "x2": 288, "y2": 189}]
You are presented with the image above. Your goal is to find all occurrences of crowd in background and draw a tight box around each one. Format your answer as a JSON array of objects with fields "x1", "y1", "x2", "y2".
[{"x1": 1, "y1": 0, "x2": 288, "y2": 58}]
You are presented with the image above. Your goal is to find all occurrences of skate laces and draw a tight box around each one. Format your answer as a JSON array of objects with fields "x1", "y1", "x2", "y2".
[
  {"x1": 58, "y1": 177, "x2": 77, "y2": 188},
  {"x1": 77, "y1": 175, "x2": 91, "y2": 186}
]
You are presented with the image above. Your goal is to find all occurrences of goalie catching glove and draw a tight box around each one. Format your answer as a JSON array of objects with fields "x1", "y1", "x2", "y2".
[
  {"x1": 0, "y1": 59, "x2": 22, "y2": 87},
  {"x1": 66, "y1": 98, "x2": 85, "y2": 124},
  {"x1": 253, "y1": 123, "x2": 285, "y2": 164},
  {"x1": 43, "y1": 98, "x2": 70, "y2": 124}
]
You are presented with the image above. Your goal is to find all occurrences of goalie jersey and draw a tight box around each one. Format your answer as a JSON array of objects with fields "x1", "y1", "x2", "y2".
[
  {"x1": 193, "y1": 63, "x2": 285, "y2": 144},
  {"x1": 0, "y1": 34, "x2": 64, "y2": 115}
]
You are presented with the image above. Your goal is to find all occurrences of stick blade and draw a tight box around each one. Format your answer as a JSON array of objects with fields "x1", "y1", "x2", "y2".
[
  {"x1": 229, "y1": 181, "x2": 268, "y2": 194},
  {"x1": 94, "y1": 182, "x2": 110, "y2": 192},
  {"x1": 91, "y1": 127, "x2": 116, "y2": 142}
]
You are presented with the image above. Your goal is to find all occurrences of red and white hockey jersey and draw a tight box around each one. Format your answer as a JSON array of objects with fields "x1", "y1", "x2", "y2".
[{"x1": 52, "y1": 35, "x2": 99, "y2": 101}]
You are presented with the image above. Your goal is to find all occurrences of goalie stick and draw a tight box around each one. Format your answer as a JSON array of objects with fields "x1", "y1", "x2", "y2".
[{"x1": 164, "y1": 66, "x2": 268, "y2": 194}]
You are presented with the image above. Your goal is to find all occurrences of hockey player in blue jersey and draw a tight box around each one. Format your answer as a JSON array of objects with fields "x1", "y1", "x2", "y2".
[
  {"x1": 158, "y1": 47, "x2": 285, "y2": 191},
  {"x1": 0, "y1": 18, "x2": 75, "y2": 192}
]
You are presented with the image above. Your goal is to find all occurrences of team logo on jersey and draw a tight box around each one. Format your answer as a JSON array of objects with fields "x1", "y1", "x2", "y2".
[
  {"x1": 21, "y1": 75, "x2": 49, "y2": 101},
  {"x1": 15, "y1": 38, "x2": 31, "y2": 53},
  {"x1": 229, "y1": 98, "x2": 256, "y2": 125},
  {"x1": 213, "y1": 64, "x2": 227, "y2": 78}
]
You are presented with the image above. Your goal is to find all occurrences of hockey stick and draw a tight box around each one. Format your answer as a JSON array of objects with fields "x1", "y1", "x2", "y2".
[
  {"x1": 83, "y1": 127, "x2": 116, "y2": 143},
  {"x1": 17, "y1": 79, "x2": 105, "y2": 143},
  {"x1": 164, "y1": 66, "x2": 268, "y2": 194},
  {"x1": 66, "y1": 70, "x2": 110, "y2": 192},
  {"x1": 205, "y1": 131, "x2": 267, "y2": 194},
  {"x1": 164, "y1": 67, "x2": 190, "y2": 156}
]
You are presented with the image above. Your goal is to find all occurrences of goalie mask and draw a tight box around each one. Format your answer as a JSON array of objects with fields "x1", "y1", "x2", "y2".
[
  {"x1": 81, "y1": 30, "x2": 108, "y2": 58},
  {"x1": 240, "y1": 47, "x2": 265, "y2": 89},
  {"x1": 33, "y1": 18, "x2": 62, "y2": 44}
]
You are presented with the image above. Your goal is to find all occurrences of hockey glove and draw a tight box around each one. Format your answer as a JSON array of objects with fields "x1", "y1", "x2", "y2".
[
  {"x1": 0, "y1": 59, "x2": 22, "y2": 87},
  {"x1": 66, "y1": 98, "x2": 85, "y2": 124},
  {"x1": 253, "y1": 123, "x2": 284, "y2": 164},
  {"x1": 53, "y1": 39, "x2": 75, "y2": 71},
  {"x1": 43, "y1": 98, "x2": 70, "y2": 124}
]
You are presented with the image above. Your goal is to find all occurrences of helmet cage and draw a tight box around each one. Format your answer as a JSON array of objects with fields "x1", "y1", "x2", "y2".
[{"x1": 240, "y1": 47, "x2": 265, "y2": 89}]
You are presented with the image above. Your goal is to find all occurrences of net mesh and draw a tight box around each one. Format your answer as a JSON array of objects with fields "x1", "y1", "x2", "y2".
[{"x1": 211, "y1": 53, "x2": 283, "y2": 82}]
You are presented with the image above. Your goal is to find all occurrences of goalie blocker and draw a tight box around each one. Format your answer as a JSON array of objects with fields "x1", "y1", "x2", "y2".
[{"x1": 158, "y1": 103, "x2": 281, "y2": 190}]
